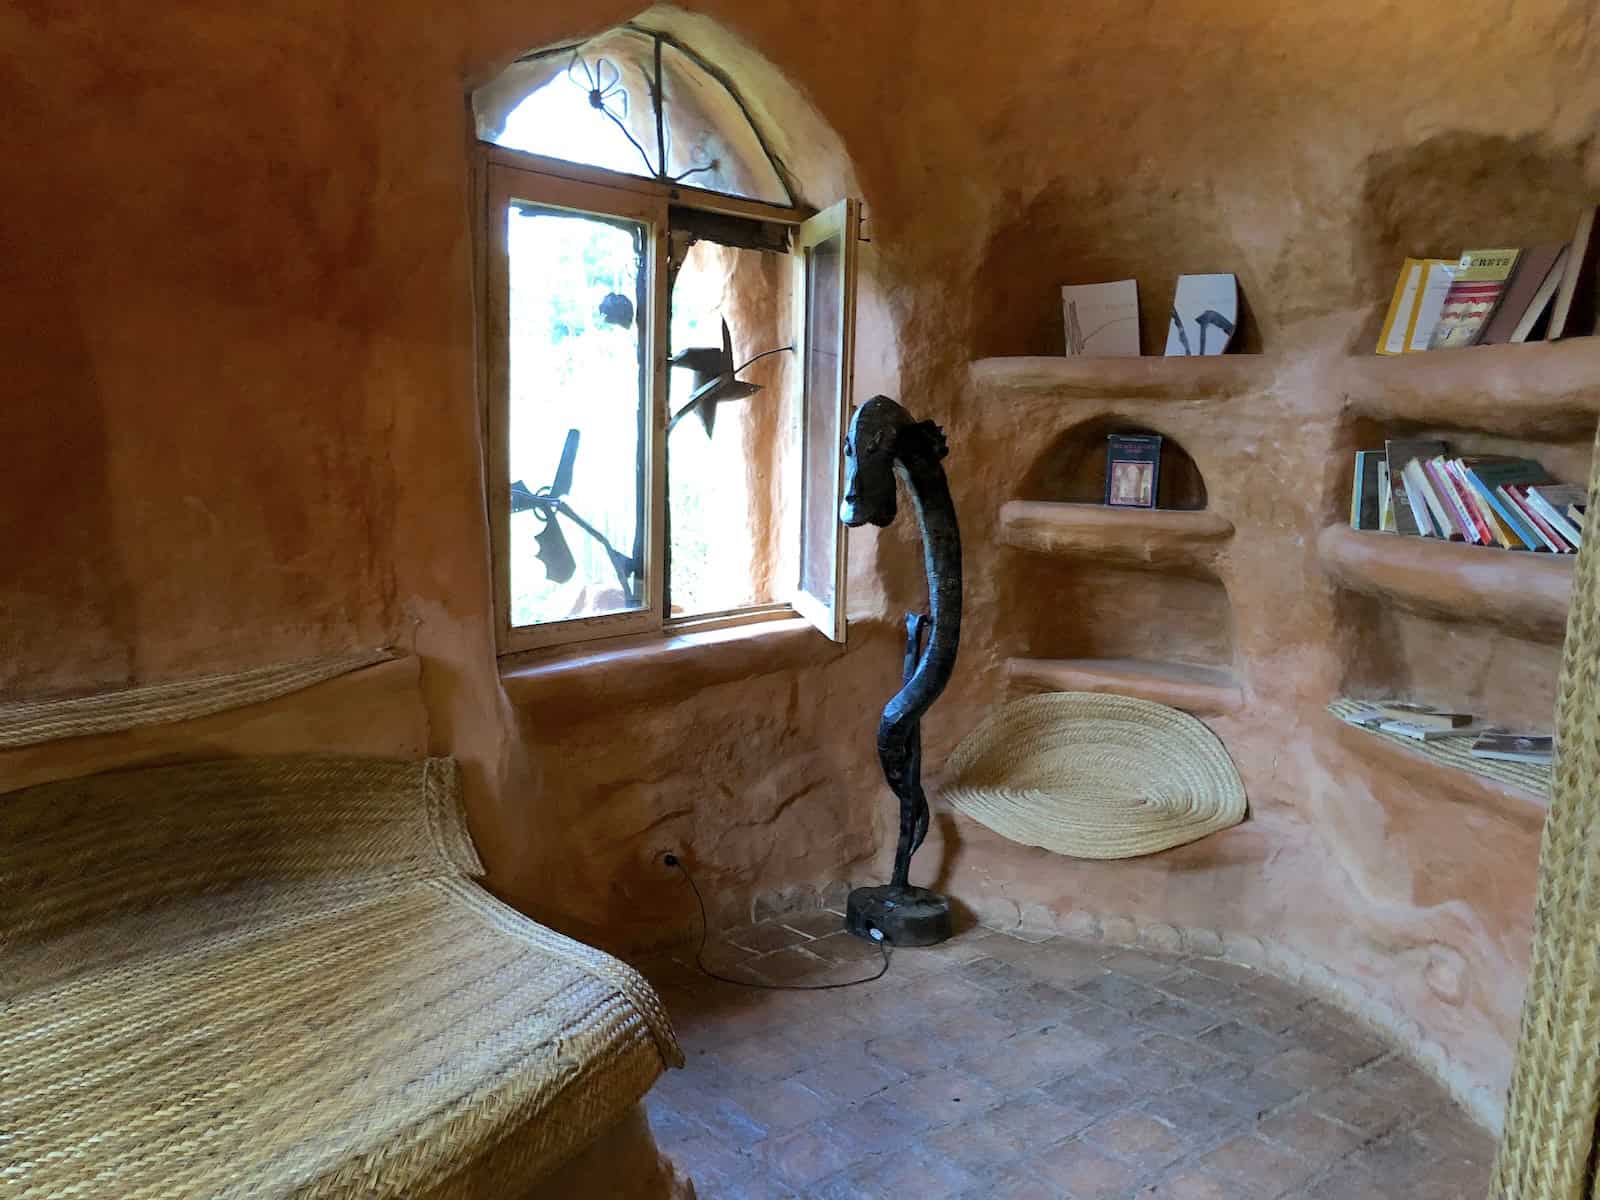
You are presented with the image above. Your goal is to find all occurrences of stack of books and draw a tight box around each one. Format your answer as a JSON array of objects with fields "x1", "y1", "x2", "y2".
[
  {"x1": 1375, "y1": 204, "x2": 1599, "y2": 354},
  {"x1": 1349, "y1": 441, "x2": 1586, "y2": 551},
  {"x1": 1336, "y1": 699, "x2": 1553, "y2": 763}
]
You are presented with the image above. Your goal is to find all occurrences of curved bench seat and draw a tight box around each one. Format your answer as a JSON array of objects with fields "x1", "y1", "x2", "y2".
[{"x1": 1, "y1": 756, "x2": 683, "y2": 1199}]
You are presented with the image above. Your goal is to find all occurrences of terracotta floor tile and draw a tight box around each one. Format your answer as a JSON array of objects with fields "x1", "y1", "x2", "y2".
[
  {"x1": 804, "y1": 930, "x2": 887, "y2": 966},
  {"x1": 1100, "y1": 947, "x2": 1186, "y2": 983},
  {"x1": 1082, "y1": 1109, "x2": 1188, "y2": 1170},
  {"x1": 1194, "y1": 1020, "x2": 1287, "y2": 1064},
  {"x1": 1257, "y1": 1046, "x2": 1350, "y2": 1092},
  {"x1": 777, "y1": 909, "x2": 847, "y2": 939},
  {"x1": 752, "y1": 1120, "x2": 869, "y2": 1189},
  {"x1": 749, "y1": 945, "x2": 835, "y2": 985},
  {"x1": 1134, "y1": 992, "x2": 1224, "y2": 1037},
  {"x1": 1254, "y1": 1106, "x2": 1366, "y2": 1165},
  {"x1": 929, "y1": 1111, "x2": 1034, "y2": 1166},
  {"x1": 1310, "y1": 1079, "x2": 1410, "y2": 1138},
  {"x1": 1073, "y1": 971, "x2": 1167, "y2": 1015},
  {"x1": 956, "y1": 955, "x2": 1039, "y2": 992},
  {"x1": 1196, "y1": 1062, "x2": 1305, "y2": 1120},
  {"x1": 984, "y1": 1088, "x2": 1093, "y2": 1148},
  {"x1": 985, "y1": 980, "x2": 1094, "y2": 1034},
  {"x1": 1149, "y1": 965, "x2": 1232, "y2": 1001},
  {"x1": 844, "y1": 1144, "x2": 980, "y2": 1198},
  {"x1": 1193, "y1": 1132, "x2": 1317, "y2": 1195},
  {"x1": 865, "y1": 1024, "x2": 967, "y2": 1074},
  {"x1": 1288, "y1": 1015, "x2": 1388, "y2": 1069},
  {"x1": 1143, "y1": 1168, "x2": 1245, "y2": 1198},
  {"x1": 728, "y1": 921, "x2": 808, "y2": 955},
  {"x1": 1044, "y1": 1065, "x2": 1140, "y2": 1116},
  {"x1": 975, "y1": 1165, "x2": 1063, "y2": 1199},
  {"x1": 1142, "y1": 1083, "x2": 1254, "y2": 1144},
  {"x1": 708, "y1": 1032, "x2": 814, "y2": 1082},
  {"x1": 1032, "y1": 1136, "x2": 1146, "y2": 1196},
  {"x1": 789, "y1": 1054, "x2": 904, "y2": 1105},
  {"x1": 641, "y1": 918, "x2": 1488, "y2": 1200},
  {"x1": 891, "y1": 1065, "x2": 1004, "y2": 1127},
  {"x1": 959, "y1": 1023, "x2": 1104, "y2": 1091}
]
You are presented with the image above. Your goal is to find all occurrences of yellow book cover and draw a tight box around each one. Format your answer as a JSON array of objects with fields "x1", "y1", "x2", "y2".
[{"x1": 1376, "y1": 259, "x2": 1422, "y2": 355}]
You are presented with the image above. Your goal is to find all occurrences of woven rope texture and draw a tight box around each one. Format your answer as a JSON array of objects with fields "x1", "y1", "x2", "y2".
[
  {"x1": 1491, "y1": 423, "x2": 1600, "y2": 1200},
  {"x1": 0, "y1": 649, "x2": 394, "y2": 749},
  {"x1": 942, "y1": 692, "x2": 1247, "y2": 859},
  {"x1": 1, "y1": 755, "x2": 682, "y2": 1199}
]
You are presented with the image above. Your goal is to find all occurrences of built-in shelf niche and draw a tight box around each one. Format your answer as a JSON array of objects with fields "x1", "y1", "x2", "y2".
[{"x1": 1020, "y1": 416, "x2": 1209, "y2": 512}]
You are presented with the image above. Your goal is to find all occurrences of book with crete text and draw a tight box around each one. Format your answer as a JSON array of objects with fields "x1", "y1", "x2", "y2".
[
  {"x1": 1481, "y1": 243, "x2": 1566, "y2": 344},
  {"x1": 1428, "y1": 249, "x2": 1521, "y2": 348}
]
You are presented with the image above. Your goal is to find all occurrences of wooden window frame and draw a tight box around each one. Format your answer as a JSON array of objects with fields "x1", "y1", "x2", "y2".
[{"x1": 477, "y1": 143, "x2": 855, "y2": 656}]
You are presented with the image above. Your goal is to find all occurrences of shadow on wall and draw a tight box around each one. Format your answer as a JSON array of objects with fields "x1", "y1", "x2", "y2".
[
  {"x1": 1350, "y1": 131, "x2": 1595, "y2": 348},
  {"x1": 970, "y1": 179, "x2": 1267, "y2": 359},
  {"x1": 3, "y1": 293, "x2": 137, "y2": 695}
]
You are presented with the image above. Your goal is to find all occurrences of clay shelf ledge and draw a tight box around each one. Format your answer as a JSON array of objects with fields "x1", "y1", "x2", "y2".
[
  {"x1": 999, "y1": 501, "x2": 1234, "y2": 571},
  {"x1": 1007, "y1": 656, "x2": 1244, "y2": 717},
  {"x1": 1341, "y1": 336, "x2": 1600, "y2": 440},
  {"x1": 1324, "y1": 706, "x2": 1549, "y2": 825},
  {"x1": 970, "y1": 354, "x2": 1271, "y2": 402},
  {"x1": 1318, "y1": 524, "x2": 1574, "y2": 642}
]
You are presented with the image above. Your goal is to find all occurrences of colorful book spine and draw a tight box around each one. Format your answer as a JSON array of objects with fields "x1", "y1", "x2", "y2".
[
  {"x1": 1432, "y1": 458, "x2": 1489, "y2": 544},
  {"x1": 1446, "y1": 460, "x2": 1511, "y2": 547},
  {"x1": 1525, "y1": 490, "x2": 1583, "y2": 547},
  {"x1": 1463, "y1": 466, "x2": 1537, "y2": 550},
  {"x1": 1419, "y1": 459, "x2": 1466, "y2": 540},
  {"x1": 1505, "y1": 486, "x2": 1571, "y2": 552},
  {"x1": 1402, "y1": 461, "x2": 1442, "y2": 536}
]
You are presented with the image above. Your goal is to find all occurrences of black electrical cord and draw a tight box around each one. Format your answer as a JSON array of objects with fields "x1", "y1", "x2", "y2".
[{"x1": 663, "y1": 854, "x2": 891, "y2": 991}]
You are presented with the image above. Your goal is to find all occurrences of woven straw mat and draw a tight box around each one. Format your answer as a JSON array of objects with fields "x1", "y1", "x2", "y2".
[
  {"x1": 942, "y1": 692, "x2": 1246, "y2": 859},
  {"x1": 1492, "y1": 422, "x2": 1600, "y2": 1200},
  {"x1": 0, "y1": 648, "x2": 394, "y2": 750},
  {"x1": 0, "y1": 755, "x2": 683, "y2": 1200}
]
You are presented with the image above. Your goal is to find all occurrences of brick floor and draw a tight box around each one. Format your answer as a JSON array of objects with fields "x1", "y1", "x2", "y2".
[{"x1": 635, "y1": 917, "x2": 1495, "y2": 1199}]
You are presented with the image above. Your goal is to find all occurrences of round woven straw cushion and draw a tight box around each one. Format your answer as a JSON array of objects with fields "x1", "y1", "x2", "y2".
[{"x1": 942, "y1": 692, "x2": 1246, "y2": 859}]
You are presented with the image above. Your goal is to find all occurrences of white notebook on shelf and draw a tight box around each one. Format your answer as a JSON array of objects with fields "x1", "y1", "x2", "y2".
[{"x1": 1061, "y1": 280, "x2": 1140, "y2": 356}]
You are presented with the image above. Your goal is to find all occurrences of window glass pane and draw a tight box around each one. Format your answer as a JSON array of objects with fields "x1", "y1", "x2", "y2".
[
  {"x1": 506, "y1": 203, "x2": 647, "y2": 627},
  {"x1": 491, "y1": 30, "x2": 661, "y2": 184},
  {"x1": 659, "y1": 43, "x2": 790, "y2": 205},
  {"x1": 473, "y1": 29, "x2": 792, "y2": 206},
  {"x1": 667, "y1": 241, "x2": 793, "y2": 617},
  {"x1": 799, "y1": 234, "x2": 843, "y2": 605}
]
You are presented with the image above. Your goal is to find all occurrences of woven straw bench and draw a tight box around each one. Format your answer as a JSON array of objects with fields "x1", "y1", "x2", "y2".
[{"x1": 1, "y1": 754, "x2": 685, "y2": 1199}]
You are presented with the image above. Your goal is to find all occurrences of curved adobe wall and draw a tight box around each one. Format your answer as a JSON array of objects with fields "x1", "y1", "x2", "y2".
[{"x1": 5, "y1": 0, "x2": 1599, "y2": 1123}]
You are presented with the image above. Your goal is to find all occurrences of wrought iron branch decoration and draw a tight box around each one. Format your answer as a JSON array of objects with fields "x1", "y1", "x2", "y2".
[
  {"x1": 511, "y1": 428, "x2": 640, "y2": 600},
  {"x1": 565, "y1": 39, "x2": 720, "y2": 185},
  {"x1": 668, "y1": 317, "x2": 792, "y2": 436}
]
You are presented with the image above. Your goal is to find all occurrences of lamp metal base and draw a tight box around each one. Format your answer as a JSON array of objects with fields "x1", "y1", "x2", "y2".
[{"x1": 845, "y1": 884, "x2": 953, "y2": 947}]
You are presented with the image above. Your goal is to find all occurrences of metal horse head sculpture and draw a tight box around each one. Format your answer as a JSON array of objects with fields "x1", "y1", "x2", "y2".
[{"x1": 839, "y1": 395, "x2": 963, "y2": 945}]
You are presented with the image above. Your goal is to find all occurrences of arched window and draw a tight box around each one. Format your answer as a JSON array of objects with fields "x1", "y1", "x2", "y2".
[
  {"x1": 473, "y1": 25, "x2": 794, "y2": 207},
  {"x1": 474, "y1": 26, "x2": 859, "y2": 654}
]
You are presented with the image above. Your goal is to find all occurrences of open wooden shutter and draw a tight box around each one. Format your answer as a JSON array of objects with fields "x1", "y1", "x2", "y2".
[{"x1": 791, "y1": 198, "x2": 860, "y2": 642}]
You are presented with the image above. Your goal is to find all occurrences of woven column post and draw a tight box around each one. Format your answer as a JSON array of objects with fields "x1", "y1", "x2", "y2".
[{"x1": 1492, "y1": 420, "x2": 1600, "y2": 1200}]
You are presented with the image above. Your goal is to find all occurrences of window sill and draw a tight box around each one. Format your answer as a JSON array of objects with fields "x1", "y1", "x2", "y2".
[{"x1": 499, "y1": 616, "x2": 844, "y2": 724}]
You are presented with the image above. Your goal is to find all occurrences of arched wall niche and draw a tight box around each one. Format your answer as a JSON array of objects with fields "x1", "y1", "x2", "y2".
[{"x1": 1019, "y1": 415, "x2": 1210, "y2": 511}]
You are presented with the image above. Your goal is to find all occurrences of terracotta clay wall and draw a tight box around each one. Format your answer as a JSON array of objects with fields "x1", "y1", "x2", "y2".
[{"x1": 6, "y1": 0, "x2": 1599, "y2": 1126}]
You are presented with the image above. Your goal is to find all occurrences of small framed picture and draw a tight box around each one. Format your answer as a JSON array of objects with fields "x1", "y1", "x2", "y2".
[{"x1": 1104, "y1": 434, "x2": 1163, "y2": 508}]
